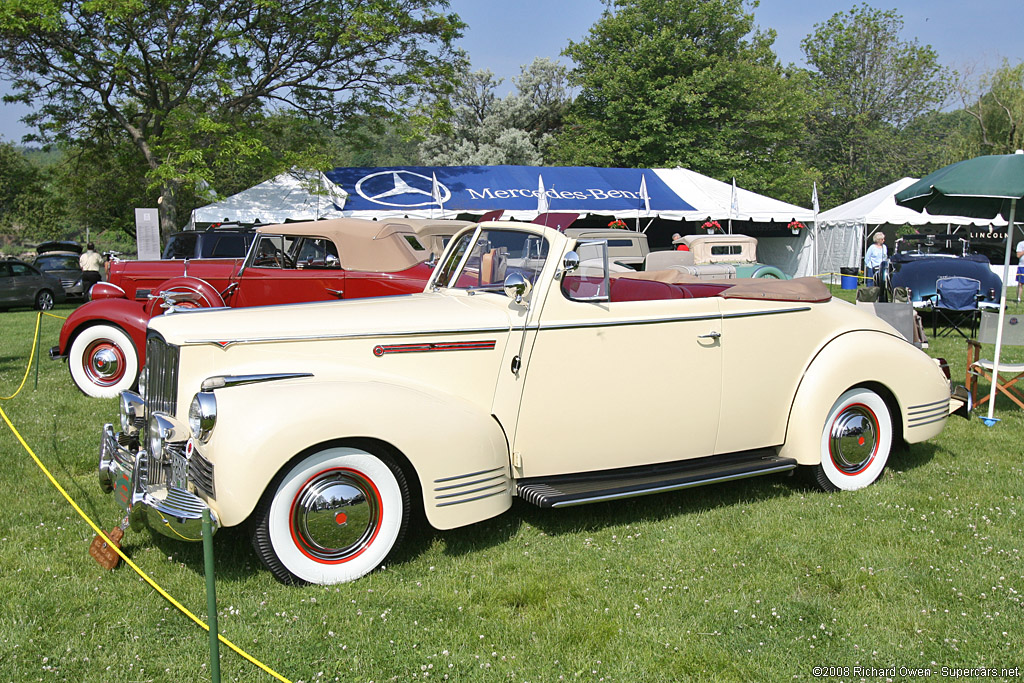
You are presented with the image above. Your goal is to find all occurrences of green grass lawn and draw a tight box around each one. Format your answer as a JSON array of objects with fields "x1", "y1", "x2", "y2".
[{"x1": 1, "y1": 294, "x2": 1022, "y2": 683}]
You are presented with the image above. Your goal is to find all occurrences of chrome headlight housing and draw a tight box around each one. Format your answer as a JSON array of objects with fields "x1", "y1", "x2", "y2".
[
  {"x1": 188, "y1": 392, "x2": 217, "y2": 443},
  {"x1": 137, "y1": 364, "x2": 148, "y2": 400},
  {"x1": 148, "y1": 412, "x2": 184, "y2": 459},
  {"x1": 119, "y1": 391, "x2": 146, "y2": 436}
]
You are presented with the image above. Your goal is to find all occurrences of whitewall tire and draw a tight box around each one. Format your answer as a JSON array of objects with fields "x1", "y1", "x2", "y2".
[
  {"x1": 68, "y1": 324, "x2": 139, "y2": 399},
  {"x1": 251, "y1": 447, "x2": 410, "y2": 585},
  {"x1": 815, "y1": 388, "x2": 893, "y2": 492}
]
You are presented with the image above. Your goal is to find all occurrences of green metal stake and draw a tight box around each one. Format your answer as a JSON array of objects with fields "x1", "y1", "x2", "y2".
[
  {"x1": 202, "y1": 509, "x2": 222, "y2": 683},
  {"x1": 34, "y1": 312, "x2": 41, "y2": 390}
]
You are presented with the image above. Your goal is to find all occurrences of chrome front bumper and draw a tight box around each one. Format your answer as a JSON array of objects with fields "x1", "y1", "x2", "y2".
[{"x1": 99, "y1": 424, "x2": 218, "y2": 541}]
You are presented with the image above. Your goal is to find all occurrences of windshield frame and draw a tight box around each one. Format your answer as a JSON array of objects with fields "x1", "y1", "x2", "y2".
[{"x1": 428, "y1": 224, "x2": 553, "y2": 294}]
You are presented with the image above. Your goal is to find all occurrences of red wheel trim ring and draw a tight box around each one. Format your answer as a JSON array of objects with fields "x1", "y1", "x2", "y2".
[{"x1": 289, "y1": 466, "x2": 384, "y2": 565}]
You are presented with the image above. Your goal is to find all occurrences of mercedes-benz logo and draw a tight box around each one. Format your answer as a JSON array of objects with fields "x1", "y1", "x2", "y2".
[{"x1": 354, "y1": 170, "x2": 451, "y2": 208}]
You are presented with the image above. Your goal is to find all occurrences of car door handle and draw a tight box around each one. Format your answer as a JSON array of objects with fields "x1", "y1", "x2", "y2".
[
  {"x1": 698, "y1": 331, "x2": 721, "y2": 339},
  {"x1": 326, "y1": 288, "x2": 344, "y2": 298}
]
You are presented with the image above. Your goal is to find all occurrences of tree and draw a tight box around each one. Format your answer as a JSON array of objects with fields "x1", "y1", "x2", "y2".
[
  {"x1": 800, "y1": 4, "x2": 948, "y2": 205},
  {"x1": 548, "y1": 0, "x2": 814, "y2": 203},
  {"x1": 420, "y1": 58, "x2": 571, "y2": 165},
  {"x1": 0, "y1": 0, "x2": 465, "y2": 241},
  {"x1": 0, "y1": 142, "x2": 78, "y2": 246},
  {"x1": 953, "y1": 60, "x2": 1024, "y2": 157}
]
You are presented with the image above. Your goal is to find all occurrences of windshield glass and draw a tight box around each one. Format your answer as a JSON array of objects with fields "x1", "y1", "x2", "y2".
[
  {"x1": 35, "y1": 254, "x2": 80, "y2": 270},
  {"x1": 434, "y1": 228, "x2": 549, "y2": 292}
]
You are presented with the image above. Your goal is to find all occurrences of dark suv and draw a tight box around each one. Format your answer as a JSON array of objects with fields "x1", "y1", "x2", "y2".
[
  {"x1": 33, "y1": 241, "x2": 86, "y2": 300},
  {"x1": 162, "y1": 226, "x2": 256, "y2": 259}
]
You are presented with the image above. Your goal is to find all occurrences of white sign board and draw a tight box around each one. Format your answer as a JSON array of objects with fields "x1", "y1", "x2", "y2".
[{"x1": 134, "y1": 208, "x2": 161, "y2": 260}]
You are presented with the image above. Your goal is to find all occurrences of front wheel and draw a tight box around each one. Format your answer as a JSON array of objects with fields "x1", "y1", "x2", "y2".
[
  {"x1": 251, "y1": 446, "x2": 411, "y2": 585},
  {"x1": 68, "y1": 324, "x2": 139, "y2": 398},
  {"x1": 814, "y1": 388, "x2": 893, "y2": 492}
]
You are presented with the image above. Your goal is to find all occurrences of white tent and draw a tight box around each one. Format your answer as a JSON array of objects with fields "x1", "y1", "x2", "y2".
[
  {"x1": 187, "y1": 166, "x2": 818, "y2": 276},
  {"x1": 653, "y1": 168, "x2": 816, "y2": 278},
  {"x1": 815, "y1": 177, "x2": 1003, "y2": 276},
  {"x1": 187, "y1": 170, "x2": 348, "y2": 228},
  {"x1": 653, "y1": 168, "x2": 813, "y2": 223}
]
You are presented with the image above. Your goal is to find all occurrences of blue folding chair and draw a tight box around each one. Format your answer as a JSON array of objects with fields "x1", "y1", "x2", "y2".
[{"x1": 927, "y1": 276, "x2": 981, "y2": 338}]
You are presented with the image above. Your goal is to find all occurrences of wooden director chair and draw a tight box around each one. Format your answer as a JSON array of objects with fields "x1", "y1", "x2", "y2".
[{"x1": 966, "y1": 311, "x2": 1024, "y2": 411}]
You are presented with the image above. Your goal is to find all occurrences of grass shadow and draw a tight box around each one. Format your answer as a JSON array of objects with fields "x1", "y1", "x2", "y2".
[{"x1": 436, "y1": 469, "x2": 803, "y2": 559}]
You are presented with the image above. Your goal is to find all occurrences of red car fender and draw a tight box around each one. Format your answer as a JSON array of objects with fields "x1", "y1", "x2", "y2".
[
  {"x1": 58, "y1": 298, "x2": 150, "y2": 366},
  {"x1": 142, "y1": 276, "x2": 226, "y2": 317}
]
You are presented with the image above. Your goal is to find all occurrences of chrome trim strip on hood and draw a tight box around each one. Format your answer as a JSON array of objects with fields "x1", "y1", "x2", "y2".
[
  {"x1": 200, "y1": 372, "x2": 314, "y2": 391},
  {"x1": 185, "y1": 307, "x2": 809, "y2": 348}
]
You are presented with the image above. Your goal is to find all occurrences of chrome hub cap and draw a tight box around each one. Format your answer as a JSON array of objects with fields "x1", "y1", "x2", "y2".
[
  {"x1": 85, "y1": 342, "x2": 126, "y2": 385},
  {"x1": 829, "y1": 404, "x2": 878, "y2": 475},
  {"x1": 290, "y1": 468, "x2": 381, "y2": 563}
]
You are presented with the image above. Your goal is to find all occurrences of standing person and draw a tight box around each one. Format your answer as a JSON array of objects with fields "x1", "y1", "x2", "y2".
[
  {"x1": 1016, "y1": 236, "x2": 1024, "y2": 303},
  {"x1": 671, "y1": 233, "x2": 690, "y2": 251},
  {"x1": 864, "y1": 232, "x2": 887, "y2": 280},
  {"x1": 79, "y1": 242, "x2": 104, "y2": 299}
]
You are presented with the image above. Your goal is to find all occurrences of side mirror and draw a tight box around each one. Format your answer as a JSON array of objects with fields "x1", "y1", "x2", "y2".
[
  {"x1": 561, "y1": 251, "x2": 580, "y2": 274},
  {"x1": 503, "y1": 272, "x2": 533, "y2": 305}
]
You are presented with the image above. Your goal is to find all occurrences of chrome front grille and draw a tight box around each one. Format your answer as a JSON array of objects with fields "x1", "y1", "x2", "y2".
[
  {"x1": 188, "y1": 449, "x2": 216, "y2": 499},
  {"x1": 146, "y1": 335, "x2": 179, "y2": 415}
]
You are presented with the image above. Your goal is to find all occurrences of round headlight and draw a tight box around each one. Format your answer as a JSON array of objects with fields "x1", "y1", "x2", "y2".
[
  {"x1": 188, "y1": 392, "x2": 217, "y2": 443},
  {"x1": 137, "y1": 365, "x2": 148, "y2": 399},
  {"x1": 119, "y1": 391, "x2": 146, "y2": 436},
  {"x1": 147, "y1": 417, "x2": 163, "y2": 457}
]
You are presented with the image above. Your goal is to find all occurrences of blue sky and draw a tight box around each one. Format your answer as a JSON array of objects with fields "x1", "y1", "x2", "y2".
[{"x1": 2, "y1": 0, "x2": 1022, "y2": 142}]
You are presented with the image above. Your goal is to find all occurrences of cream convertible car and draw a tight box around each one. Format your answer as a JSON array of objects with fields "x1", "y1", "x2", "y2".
[{"x1": 99, "y1": 222, "x2": 963, "y2": 585}]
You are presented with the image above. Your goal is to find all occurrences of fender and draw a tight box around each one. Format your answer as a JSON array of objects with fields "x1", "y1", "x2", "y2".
[
  {"x1": 749, "y1": 265, "x2": 787, "y2": 279},
  {"x1": 143, "y1": 276, "x2": 226, "y2": 316},
  {"x1": 58, "y1": 298, "x2": 149, "y2": 362},
  {"x1": 778, "y1": 330, "x2": 950, "y2": 466},
  {"x1": 200, "y1": 377, "x2": 512, "y2": 531}
]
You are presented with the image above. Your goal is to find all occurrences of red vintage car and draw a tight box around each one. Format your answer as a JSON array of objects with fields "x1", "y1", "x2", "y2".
[{"x1": 51, "y1": 218, "x2": 438, "y2": 397}]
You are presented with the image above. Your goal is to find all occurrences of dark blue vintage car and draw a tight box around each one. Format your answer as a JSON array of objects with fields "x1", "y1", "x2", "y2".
[{"x1": 880, "y1": 235, "x2": 1002, "y2": 307}]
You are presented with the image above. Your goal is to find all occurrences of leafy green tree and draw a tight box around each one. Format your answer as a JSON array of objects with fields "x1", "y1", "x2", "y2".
[
  {"x1": 0, "y1": 141, "x2": 32, "y2": 224},
  {"x1": 0, "y1": 0, "x2": 465, "y2": 241},
  {"x1": 420, "y1": 58, "x2": 570, "y2": 165},
  {"x1": 800, "y1": 4, "x2": 948, "y2": 206},
  {"x1": 548, "y1": 0, "x2": 813, "y2": 203},
  {"x1": 953, "y1": 60, "x2": 1024, "y2": 157},
  {"x1": 0, "y1": 142, "x2": 78, "y2": 245}
]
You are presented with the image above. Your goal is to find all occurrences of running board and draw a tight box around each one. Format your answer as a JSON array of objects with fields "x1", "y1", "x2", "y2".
[{"x1": 516, "y1": 450, "x2": 797, "y2": 508}]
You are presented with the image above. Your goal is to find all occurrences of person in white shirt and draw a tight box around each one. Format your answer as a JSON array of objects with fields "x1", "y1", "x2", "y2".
[
  {"x1": 79, "y1": 242, "x2": 104, "y2": 299},
  {"x1": 864, "y1": 232, "x2": 888, "y2": 280},
  {"x1": 1016, "y1": 238, "x2": 1024, "y2": 303}
]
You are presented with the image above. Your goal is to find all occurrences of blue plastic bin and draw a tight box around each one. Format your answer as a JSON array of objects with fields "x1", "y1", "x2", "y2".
[{"x1": 840, "y1": 267, "x2": 859, "y2": 290}]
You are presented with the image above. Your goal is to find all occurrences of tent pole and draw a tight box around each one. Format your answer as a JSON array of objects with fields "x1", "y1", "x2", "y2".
[{"x1": 984, "y1": 197, "x2": 1017, "y2": 425}]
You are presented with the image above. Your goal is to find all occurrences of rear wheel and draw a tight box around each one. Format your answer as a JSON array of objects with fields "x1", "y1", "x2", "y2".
[
  {"x1": 814, "y1": 388, "x2": 893, "y2": 492},
  {"x1": 251, "y1": 446, "x2": 411, "y2": 585},
  {"x1": 34, "y1": 290, "x2": 55, "y2": 310},
  {"x1": 68, "y1": 324, "x2": 139, "y2": 398}
]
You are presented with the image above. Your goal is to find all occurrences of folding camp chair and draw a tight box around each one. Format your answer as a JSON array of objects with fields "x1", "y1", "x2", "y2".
[
  {"x1": 926, "y1": 276, "x2": 981, "y2": 338},
  {"x1": 966, "y1": 311, "x2": 1024, "y2": 412}
]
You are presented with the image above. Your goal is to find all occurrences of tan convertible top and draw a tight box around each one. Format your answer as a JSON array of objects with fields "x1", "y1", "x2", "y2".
[
  {"x1": 256, "y1": 217, "x2": 431, "y2": 272},
  {"x1": 719, "y1": 277, "x2": 831, "y2": 302}
]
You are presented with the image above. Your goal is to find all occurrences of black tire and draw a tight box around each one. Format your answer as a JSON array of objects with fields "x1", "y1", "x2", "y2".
[
  {"x1": 34, "y1": 290, "x2": 55, "y2": 311},
  {"x1": 251, "y1": 446, "x2": 411, "y2": 585}
]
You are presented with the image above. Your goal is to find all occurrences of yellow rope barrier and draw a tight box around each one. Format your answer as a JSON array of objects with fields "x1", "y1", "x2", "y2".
[
  {"x1": 0, "y1": 314, "x2": 294, "y2": 683},
  {"x1": 0, "y1": 312, "x2": 42, "y2": 400}
]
